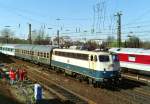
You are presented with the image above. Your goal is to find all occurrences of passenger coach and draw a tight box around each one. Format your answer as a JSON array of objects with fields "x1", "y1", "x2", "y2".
[
  {"x1": 109, "y1": 48, "x2": 150, "y2": 75},
  {"x1": 0, "y1": 44, "x2": 17, "y2": 56}
]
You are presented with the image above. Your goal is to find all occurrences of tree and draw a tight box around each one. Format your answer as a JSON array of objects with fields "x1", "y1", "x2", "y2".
[
  {"x1": 106, "y1": 36, "x2": 117, "y2": 47},
  {"x1": 32, "y1": 28, "x2": 50, "y2": 45},
  {"x1": 124, "y1": 36, "x2": 141, "y2": 48},
  {"x1": 142, "y1": 41, "x2": 150, "y2": 49},
  {"x1": 0, "y1": 28, "x2": 14, "y2": 43}
]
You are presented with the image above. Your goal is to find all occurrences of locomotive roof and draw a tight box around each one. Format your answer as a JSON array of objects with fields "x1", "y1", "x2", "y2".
[
  {"x1": 54, "y1": 48, "x2": 109, "y2": 55},
  {"x1": 109, "y1": 48, "x2": 150, "y2": 55}
]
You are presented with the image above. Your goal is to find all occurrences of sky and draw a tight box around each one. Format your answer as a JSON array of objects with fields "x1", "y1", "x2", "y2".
[{"x1": 0, "y1": 0, "x2": 150, "y2": 41}]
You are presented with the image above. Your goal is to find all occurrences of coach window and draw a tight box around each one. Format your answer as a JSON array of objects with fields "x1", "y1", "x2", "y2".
[
  {"x1": 44, "y1": 53, "x2": 46, "y2": 58},
  {"x1": 90, "y1": 55, "x2": 93, "y2": 61},
  {"x1": 94, "y1": 55, "x2": 97, "y2": 62},
  {"x1": 38, "y1": 52, "x2": 39, "y2": 56},
  {"x1": 41, "y1": 52, "x2": 44, "y2": 57},
  {"x1": 47, "y1": 53, "x2": 49, "y2": 58},
  {"x1": 40, "y1": 52, "x2": 42, "y2": 57},
  {"x1": 31, "y1": 51, "x2": 34, "y2": 55}
]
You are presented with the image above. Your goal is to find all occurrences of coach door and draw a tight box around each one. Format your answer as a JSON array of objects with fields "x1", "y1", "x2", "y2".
[{"x1": 89, "y1": 55, "x2": 96, "y2": 70}]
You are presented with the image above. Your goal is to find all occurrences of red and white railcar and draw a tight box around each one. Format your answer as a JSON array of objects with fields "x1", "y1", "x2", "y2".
[{"x1": 109, "y1": 48, "x2": 150, "y2": 75}]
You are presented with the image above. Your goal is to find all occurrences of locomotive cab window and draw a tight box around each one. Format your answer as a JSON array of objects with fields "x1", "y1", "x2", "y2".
[
  {"x1": 112, "y1": 54, "x2": 119, "y2": 62},
  {"x1": 99, "y1": 55, "x2": 109, "y2": 62}
]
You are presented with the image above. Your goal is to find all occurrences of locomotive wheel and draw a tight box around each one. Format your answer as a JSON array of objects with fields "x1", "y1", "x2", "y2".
[{"x1": 93, "y1": 82, "x2": 98, "y2": 88}]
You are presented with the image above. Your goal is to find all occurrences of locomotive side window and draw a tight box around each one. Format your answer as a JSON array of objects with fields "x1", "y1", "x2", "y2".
[
  {"x1": 90, "y1": 55, "x2": 93, "y2": 61},
  {"x1": 94, "y1": 55, "x2": 97, "y2": 62},
  {"x1": 54, "y1": 51, "x2": 88, "y2": 60},
  {"x1": 99, "y1": 55, "x2": 109, "y2": 62}
]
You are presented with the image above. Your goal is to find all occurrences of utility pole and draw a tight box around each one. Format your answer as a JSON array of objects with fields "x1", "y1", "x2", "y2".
[
  {"x1": 28, "y1": 24, "x2": 32, "y2": 44},
  {"x1": 57, "y1": 30, "x2": 59, "y2": 47},
  {"x1": 56, "y1": 18, "x2": 61, "y2": 48},
  {"x1": 115, "y1": 12, "x2": 122, "y2": 48}
]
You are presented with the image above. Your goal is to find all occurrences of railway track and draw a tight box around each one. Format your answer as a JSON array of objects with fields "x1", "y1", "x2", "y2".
[
  {"x1": 117, "y1": 78, "x2": 150, "y2": 104},
  {"x1": 27, "y1": 65, "x2": 150, "y2": 104},
  {"x1": 27, "y1": 66, "x2": 96, "y2": 104},
  {"x1": 122, "y1": 73, "x2": 150, "y2": 83},
  {"x1": 6, "y1": 56, "x2": 150, "y2": 104}
]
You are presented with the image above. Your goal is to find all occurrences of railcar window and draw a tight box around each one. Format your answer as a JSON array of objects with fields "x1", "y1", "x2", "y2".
[
  {"x1": 31, "y1": 51, "x2": 34, "y2": 55},
  {"x1": 112, "y1": 54, "x2": 119, "y2": 62},
  {"x1": 128, "y1": 56, "x2": 136, "y2": 61},
  {"x1": 44, "y1": 53, "x2": 46, "y2": 57},
  {"x1": 55, "y1": 51, "x2": 58, "y2": 55},
  {"x1": 47, "y1": 53, "x2": 49, "y2": 58},
  {"x1": 54, "y1": 51, "x2": 88, "y2": 60},
  {"x1": 60, "y1": 52, "x2": 63, "y2": 56},
  {"x1": 70, "y1": 53, "x2": 74, "y2": 58},
  {"x1": 80, "y1": 54, "x2": 88, "y2": 60},
  {"x1": 90, "y1": 55, "x2": 93, "y2": 61},
  {"x1": 41, "y1": 52, "x2": 43, "y2": 57},
  {"x1": 94, "y1": 55, "x2": 97, "y2": 61},
  {"x1": 99, "y1": 55, "x2": 109, "y2": 62}
]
